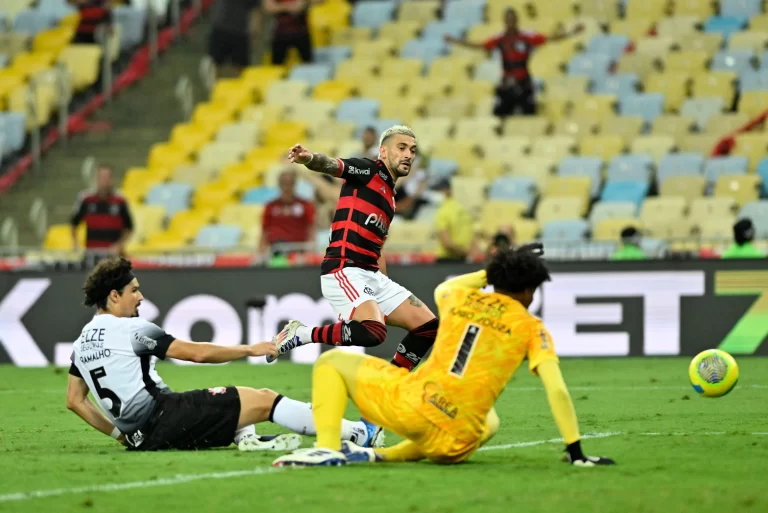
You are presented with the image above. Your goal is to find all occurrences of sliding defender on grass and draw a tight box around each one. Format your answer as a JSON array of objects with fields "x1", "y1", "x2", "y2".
[
  {"x1": 274, "y1": 246, "x2": 616, "y2": 467},
  {"x1": 66, "y1": 257, "x2": 383, "y2": 452}
]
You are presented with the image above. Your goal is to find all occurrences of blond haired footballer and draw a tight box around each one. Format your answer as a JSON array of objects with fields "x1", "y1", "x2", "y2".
[{"x1": 274, "y1": 246, "x2": 616, "y2": 467}]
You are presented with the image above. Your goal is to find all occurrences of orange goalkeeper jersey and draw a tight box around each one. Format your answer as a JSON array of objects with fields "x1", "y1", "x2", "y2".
[{"x1": 402, "y1": 275, "x2": 559, "y2": 441}]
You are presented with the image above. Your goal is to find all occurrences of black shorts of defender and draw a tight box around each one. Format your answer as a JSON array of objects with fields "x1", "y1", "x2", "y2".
[{"x1": 125, "y1": 387, "x2": 241, "y2": 451}]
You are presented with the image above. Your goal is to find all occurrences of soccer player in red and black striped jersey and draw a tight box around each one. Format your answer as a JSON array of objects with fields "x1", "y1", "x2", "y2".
[
  {"x1": 267, "y1": 126, "x2": 439, "y2": 373},
  {"x1": 71, "y1": 166, "x2": 134, "y2": 257}
]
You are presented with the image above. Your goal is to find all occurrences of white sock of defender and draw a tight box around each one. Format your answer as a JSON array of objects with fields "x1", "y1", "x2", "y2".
[
  {"x1": 234, "y1": 424, "x2": 256, "y2": 444},
  {"x1": 270, "y1": 395, "x2": 369, "y2": 443},
  {"x1": 296, "y1": 326, "x2": 313, "y2": 344}
]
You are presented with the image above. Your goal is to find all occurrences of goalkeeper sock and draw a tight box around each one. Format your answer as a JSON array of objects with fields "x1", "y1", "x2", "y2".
[
  {"x1": 391, "y1": 318, "x2": 439, "y2": 370},
  {"x1": 566, "y1": 440, "x2": 585, "y2": 462},
  {"x1": 296, "y1": 320, "x2": 387, "y2": 347},
  {"x1": 312, "y1": 360, "x2": 348, "y2": 451},
  {"x1": 269, "y1": 395, "x2": 367, "y2": 443},
  {"x1": 234, "y1": 424, "x2": 256, "y2": 444}
]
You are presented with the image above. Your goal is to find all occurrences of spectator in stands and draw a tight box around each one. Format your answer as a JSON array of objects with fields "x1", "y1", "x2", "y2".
[
  {"x1": 72, "y1": 0, "x2": 113, "y2": 44},
  {"x1": 260, "y1": 169, "x2": 316, "y2": 257},
  {"x1": 434, "y1": 179, "x2": 476, "y2": 262},
  {"x1": 265, "y1": 0, "x2": 313, "y2": 65},
  {"x1": 208, "y1": 0, "x2": 262, "y2": 76},
  {"x1": 444, "y1": 8, "x2": 582, "y2": 117},
  {"x1": 356, "y1": 127, "x2": 379, "y2": 159},
  {"x1": 71, "y1": 166, "x2": 134, "y2": 259},
  {"x1": 610, "y1": 226, "x2": 645, "y2": 261},
  {"x1": 721, "y1": 219, "x2": 765, "y2": 259}
]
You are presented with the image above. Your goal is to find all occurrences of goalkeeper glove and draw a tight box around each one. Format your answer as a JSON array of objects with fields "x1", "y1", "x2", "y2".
[{"x1": 565, "y1": 441, "x2": 615, "y2": 467}]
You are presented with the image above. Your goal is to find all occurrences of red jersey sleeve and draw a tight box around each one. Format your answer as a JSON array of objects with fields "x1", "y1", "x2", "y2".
[
  {"x1": 336, "y1": 157, "x2": 377, "y2": 184},
  {"x1": 527, "y1": 32, "x2": 547, "y2": 46},
  {"x1": 482, "y1": 36, "x2": 503, "y2": 51}
]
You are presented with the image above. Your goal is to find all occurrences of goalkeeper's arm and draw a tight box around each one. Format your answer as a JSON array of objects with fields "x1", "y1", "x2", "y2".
[{"x1": 537, "y1": 360, "x2": 615, "y2": 467}]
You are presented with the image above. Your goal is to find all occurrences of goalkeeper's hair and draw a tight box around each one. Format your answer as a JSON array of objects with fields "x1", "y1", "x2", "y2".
[
  {"x1": 486, "y1": 247, "x2": 551, "y2": 294},
  {"x1": 83, "y1": 256, "x2": 134, "y2": 309}
]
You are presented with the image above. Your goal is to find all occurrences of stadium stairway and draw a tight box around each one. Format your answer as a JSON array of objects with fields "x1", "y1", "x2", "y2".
[{"x1": 0, "y1": 14, "x2": 217, "y2": 248}]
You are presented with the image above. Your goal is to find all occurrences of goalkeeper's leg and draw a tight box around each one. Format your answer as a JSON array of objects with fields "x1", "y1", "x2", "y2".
[{"x1": 375, "y1": 440, "x2": 426, "y2": 462}]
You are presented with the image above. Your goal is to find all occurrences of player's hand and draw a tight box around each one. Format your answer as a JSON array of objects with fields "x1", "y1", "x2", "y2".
[
  {"x1": 568, "y1": 455, "x2": 616, "y2": 467},
  {"x1": 288, "y1": 144, "x2": 312, "y2": 165},
  {"x1": 250, "y1": 341, "x2": 277, "y2": 359}
]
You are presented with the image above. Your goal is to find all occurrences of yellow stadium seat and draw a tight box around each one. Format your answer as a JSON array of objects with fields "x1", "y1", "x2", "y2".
[
  {"x1": 731, "y1": 133, "x2": 768, "y2": 171},
  {"x1": 211, "y1": 78, "x2": 253, "y2": 113},
  {"x1": 0, "y1": 70, "x2": 24, "y2": 108},
  {"x1": 553, "y1": 117, "x2": 598, "y2": 140},
  {"x1": 678, "y1": 134, "x2": 721, "y2": 154},
  {"x1": 738, "y1": 91, "x2": 768, "y2": 117},
  {"x1": 640, "y1": 196, "x2": 688, "y2": 222},
  {"x1": 692, "y1": 71, "x2": 737, "y2": 107},
  {"x1": 354, "y1": 39, "x2": 396, "y2": 60},
  {"x1": 656, "y1": 16, "x2": 702, "y2": 38},
  {"x1": 600, "y1": 116, "x2": 645, "y2": 144},
  {"x1": 218, "y1": 162, "x2": 264, "y2": 192},
  {"x1": 531, "y1": 0, "x2": 578, "y2": 21},
  {"x1": 131, "y1": 205, "x2": 167, "y2": 243},
  {"x1": 454, "y1": 117, "x2": 501, "y2": 142},
  {"x1": 508, "y1": 157, "x2": 557, "y2": 190},
  {"x1": 408, "y1": 76, "x2": 452, "y2": 100},
  {"x1": 478, "y1": 136, "x2": 531, "y2": 161},
  {"x1": 388, "y1": 221, "x2": 437, "y2": 252},
  {"x1": 672, "y1": 0, "x2": 715, "y2": 16},
  {"x1": 33, "y1": 27, "x2": 74, "y2": 55},
  {"x1": 398, "y1": 0, "x2": 440, "y2": 23},
  {"x1": 217, "y1": 204, "x2": 266, "y2": 229},
  {"x1": 142, "y1": 231, "x2": 187, "y2": 251},
  {"x1": 690, "y1": 197, "x2": 737, "y2": 220},
  {"x1": 465, "y1": 22, "x2": 504, "y2": 45},
  {"x1": 539, "y1": 97, "x2": 571, "y2": 122},
  {"x1": 610, "y1": 18, "x2": 654, "y2": 40},
  {"x1": 478, "y1": 200, "x2": 528, "y2": 233},
  {"x1": 171, "y1": 123, "x2": 213, "y2": 154},
  {"x1": 545, "y1": 176, "x2": 591, "y2": 200},
  {"x1": 378, "y1": 96, "x2": 424, "y2": 125},
  {"x1": 358, "y1": 79, "x2": 408, "y2": 101},
  {"x1": 751, "y1": 15, "x2": 768, "y2": 31},
  {"x1": 542, "y1": 75, "x2": 590, "y2": 101},
  {"x1": 630, "y1": 135, "x2": 676, "y2": 162},
  {"x1": 504, "y1": 117, "x2": 551, "y2": 137},
  {"x1": 594, "y1": 218, "x2": 643, "y2": 241},
  {"x1": 378, "y1": 22, "x2": 422, "y2": 48},
  {"x1": 450, "y1": 176, "x2": 488, "y2": 215},
  {"x1": 379, "y1": 58, "x2": 424, "y2": 80},
  {"x1": 334, "y1": 59, "x2": 378, "y2": 83},
  {"x1": 465, "y1": 81, "x2": 495, "y2": 106},
  {"x1": 698, "y1": 217, "x2": 736, "y2": 242},
  {"x1": 432, "y1": 140, "x2": 478, "y2": 170},
  {"x1": 651, "y1": 114, "x2": 696, "y2": 138},
  {"x1": 240, "y1": 104, "x2": 286, "y2": 126},
  {"x1": 284, "y1": 100, "x2": 334, "y2": 130},
  {"x1": 645, "y1": 71, "x2": 691, "y2": 112},
  {"x1": 531, "y1": 135, "x2": 576, "y2": 160},
  {"x1": 216, "y1": 121, "x2": 260, "y2": 153},
  {"x1": 265, "y1": 80, "x2": 310, "y2": 106},
  {"x1": 662, "y1": 51, "x2": 710, "y2": 73},
  {"x1": 525, "y1": 18, "x2": 560, "y2": 35},
  {"x1": 677, "y1": 33, "x2": 723, "y2": 55},
  {"x1": 528, "y1": 43, "x2": 571, "y2": 79},
  {"x1": 458, "y1": 160, "x2": 505, "y2": 181},
  {"x1": 728, "y1": 31, "x2": 768, "y2": 53},
  {"x1": 616, "y1": 53, "x2": 658, "y2": 78},
  {"x1": 487, "y1": 0, "x2": 529, "y2": 22},
  {"x1": 44, "y1": 223, "x2": 84, "y2": 251},
  {"x1": 536, "y1": 197, "x2": 587, "y2": 224},
  {"x1": 241, "y1": 65, "x2": 286, "y2": 98},
  {"x1": 167, "y1": 209, "x2": 217, "y2": 241},
  {"x1": 626, "y1": 0, "x2": 668, "y2": 19},
  {"x1": 171, "y1": 164, "x2": 218, "y2": 186},
  {"x1": 702, "y1": 113, "x2": 750, "y2": 138},
  {"x1": 8, "y1": 81, "x2": 55, "y2": 129},
  {"x1": 580, "y1": 0, "x2": 620, "y2": 22},
  {"x1": 429, "y1": 55, "x2": 473, "y2": 82},
  {"x1": 644, "y1": 218, "x2": 695, "y2": 240},
  {"x1": 571, "y1": 95, "x2": 616, "y2": 122},
  {"x1": 147, "y1": 143, "x2": 190, "y2": 170},
  {"x1": 579, "y1": 135, "x2": 625, "y2": 161},
  {"x1": 263, "y1": 121, "x2": 308, "y2": 148},
  {"x1": 426, "y1": 96, "x2": 472, "y2": 121},
  {"x1": 11, "y1": 52, "x2": 55, "y2": 79},
  {"x1": 193, "y1": 102, "x2": 234, "y2": 131},
  {"x1": 410, "y1": 117, "x2": 453, "y2": 152},
  {"x1": 329, "y1": 26, "x2": 373, "y2": 47},
  {"x1": 636, "y1": 36, "x2": 676, "y2": 59},
  {"x1": 311, "y1": 79, "x2": 355, "y2": 104},
  {"x1": 318, "y1": 120, "x2": 357, "y2": 142},
  {"x1": 660, "y1": 175, "x2": 706, "y2": 199},
  {"x1": 511, "y1": 218, "x2": 541, "y2": 243},
  {"x1": 193, "y1": 182, "x2": 237, "y2": 212}
]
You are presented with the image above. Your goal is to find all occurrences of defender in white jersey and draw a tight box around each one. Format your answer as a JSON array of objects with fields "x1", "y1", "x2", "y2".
[{"x1": 66, "y1": 257, "x2": 384, "y2": 451}]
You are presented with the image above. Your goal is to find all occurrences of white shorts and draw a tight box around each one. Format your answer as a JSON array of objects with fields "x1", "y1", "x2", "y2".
[{"x1": 321, "y1": 267, "x2": 412, "y2": 321}]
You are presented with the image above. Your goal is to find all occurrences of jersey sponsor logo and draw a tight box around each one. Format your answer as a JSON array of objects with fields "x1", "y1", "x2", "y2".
[
  {"x1": 364, "y1": 213, "x2": 389, "y2": 234},
  {"x1": 378, "y1": 171, "x2": 388, "y2": 181},
  {"x1": 422, "y1": 382, "x2": 458, "y2": 419},
  {"x1": 342, "y1": 323, "x2": 352, "y2": 345},
  {"x1": 129, "y1": 430, "x2": 145, "y2": 448},
  {"x1": 208, "y1": 387, "x2": 227, "y2": 395},
  {"x1": 346, "y1": 166, "x2": 370, "y2": 176},
  {"x1": 133, "y1": 333, "x2": 157, "y2": 350},
  {"x1": 363, "y1": 286, "x2": 375, "y2": 296},
  {"x1": 397, "y1": 343, "x2": 420, "y2": 364}
]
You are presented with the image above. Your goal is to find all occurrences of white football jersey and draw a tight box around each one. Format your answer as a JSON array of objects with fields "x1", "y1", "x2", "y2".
[{"x1": 70, "y1": 314, "x2": 173, "y2": 433}]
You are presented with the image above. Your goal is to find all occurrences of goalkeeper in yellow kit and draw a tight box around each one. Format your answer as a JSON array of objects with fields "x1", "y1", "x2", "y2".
[{"x1": 273, "y1": 246, "x2": 615, "y2": 467}]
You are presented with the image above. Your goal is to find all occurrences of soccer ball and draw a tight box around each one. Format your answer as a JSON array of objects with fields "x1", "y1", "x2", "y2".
[{"x1": 688, "y1": 349, "x2": 739, "y2": 398}]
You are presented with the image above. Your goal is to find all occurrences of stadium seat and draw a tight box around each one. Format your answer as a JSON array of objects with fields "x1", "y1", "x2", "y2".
[
  {"x1": 645, "y1": 216, "x2": 696, "y2": 240},
  {"x1": 591, "y1": 73, "x2": 639, "y2": 97},
  {"x1": 660, "y1": 175, "x2": 707, "y2": 199},
  {"x1": 678, "y1": 32, "x2": 725, "y2": 54},
  {"x1": 242, "y1": 186, "x2": 280, "y2": 205},
  {"x1": 0, "y1": 112, "x2": 26, "y2": 155},
  {"x1": 507, "y1": 157, "x2": 556, "y2": 189},
  {"x1": 450, "y1": 176, "x2": 488, "y2": 214},
  {"x1": 620, "y1": 93, "x2": 665, "y2": 124},
  {"x1": 194, "y1": 225, "x2": 243, "y2": 250},
  {"x1": 217, "y1": 204, "x2": 265, "y2": 230},
  {"x1": 739, "y1": 69, "x2": 768, "y2": 91},
  {"x1": 606, "y1": 159, "x2": 651, "y2": 184},
  {"x1": 629, "y1": 135, "x2": 676, "y2": 163},
  {"x1": 314, "y1": 46, "x2": 353, "y2": 67},
  {"x1": 572, "y1": 95, "x2": 617, "y2": 122},
  {"x1": 589, "y1": 201, "x2": 637, "y2": 228},
  {"x1": 113, "y1": 6, "x2": 146, "y2": 50},
  {"x1": 264, "y1": 80, "x2": 309, "y2": 106},
  {"x1": 478, "y1": 200, "x2": 528, "y2": 232},
  {"x1": 641, "y1": 196, "x2": 688, "y2": 224},
  {"x1": 712, "y1": 50, "x2": 756, "y2": 74},
  {"x1": 567, "y1": 53, "x2": 613, "y2": 79},
  {"x1": 702, "y1": 113, "x2": 749, "y2": 137},
  {"x1": 479, "y1": 136, "x2": 531, "y2": 161},
  {"x1": 657, "y1": 153, "x2": 705, "y2": 183},
  {"x1": 681, "y1": 98, "x2": 725, "y2": 129},
  {"x1": 610, "y1": 18, "x2": 655, "y2": 41},
  {"x1": 422, "y1": 20, "x2": 469, "y2": 41},
  {"x1": 705, "y1": 16, "x2": 749, "y2": 39},
  {"x1": 738, "y1": 91, "x2": 768, "y2": 116},
  {"x1": 600, "y1": 181, "x2": 649, "y2": 208},
  {"x1": 704, "y1": 156, "x2": 749, "y2": 183},
  {"x1": 714, "y1": 175, "x2": 761, "y2": 207},
  {"x1": 13, "y1": 9, "x2": 51, "y2": 36},
  {"x1": 131, "y1": 205, "x2": 166, "y2": 244},
  {"x1": 197, "y1": 142, "x2": 245, "y2": 171},
  {"x1": 690, "y1": 197, "x2": 738, "y2": 220},
  {"x1": 740, "y1": 201, "x2": 768, "y2": 238},
  {"x1": 593, "y1": 217, "x2": 643, "y2": 242},
  {"x1": 145, "y1": 183, "x2": 194, "y2": 217},
  {"x1": 557, "y1": 156, "x2": 603, "y2": 197},
  {"x1": 636, "y1": 36, "x2": 677, "y2": 60},
  {"x1": 601, "y1": 116, "x2": 645, "y2": 144},
  {"x1": 536, "y1": 196, "x2": 588, "y2": 224},
  {"x1": 542, "y1": 219, "x2": 590, "y2": 243},
  {"x1": 662, "y1": 50, "x2": 709, "y2": 74},
  {"x1": 289, "y1": 63, "x2": 333, "y2": 86},
  {"x1": 400, "y1": 39, "x2": 447, "y2": 66},
  {"x1": 530, "y1": 136, "x2": 576, "y2": 161},
  {"x1": 487, "y1": 176, "x2": 538, "y2": 209},
  {"x1": 651, "y1": 114, "x2": 696, "y2": 138},
  {"x1": 698, "y1": 217, "x2": 737, "y2": 241},
  {"x1": 545, "y1": 176, "x2": 592, "y2": 202},
  {"x1": 44, "y1": 223, "x2": 83, "y2": 251},
  {"x1": 554, "y1": 117, "x2": 599, "y2": 140},
  {"x1": 679, "y1": 134, "x2": 722, "y2": 154},
  {"x1": 720, "y1": 0, "x2": 763, "y2": 18},
  {"x1": 335, "y1": 98, "x2": 379, "y2": 124},
  {"x1": 731, "y1": 133, "x2": 768, "y2": 171},
  {"x1": 167, "y1": 209, "x2": 217, "y2": 242},
  {"x1": 616, "y1": 53, "x2": 657, "y2": 79},
  {"x1": 729, "y1": 31, "x2": 768, "y2": 54},
  {"x1": 312, "y1": 79, "x2": 356, "y2": 104},
  {"x1": 586, "y1": 34, "x2": 630, "y2": 60},
  {"x1": 504, "y1": 117, "x2": 550, "y2": 137},
  {"x1": 579, "y1": 135, "x2": 625, "y2": 162},
  {"x1": 657, "y1": 16, "x2": 703, "y2": 37},
  {"x1": 193, "y1": 182, "x2": 236, "y2": 212},
  {"x1": 351, "y1": 1, "x2": 396, "y2": 29},
  {"x1": 171, "y1": 164, "x2": 218, "y2": 187},
  {"x1": 758, "y1": 158, "x2": 768, "y2": 195}
]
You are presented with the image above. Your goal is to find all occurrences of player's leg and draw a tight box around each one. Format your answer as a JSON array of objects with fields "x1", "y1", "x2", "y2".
[
  {"x1": 478, "y1": 407, "x2": 500, "y2": 447},
  {"x1": 374, "y1": 440, "x2": 426, "y2": 462},
  {"x1": 379, "y1": 275, "x2": 439, "y2": 370}
]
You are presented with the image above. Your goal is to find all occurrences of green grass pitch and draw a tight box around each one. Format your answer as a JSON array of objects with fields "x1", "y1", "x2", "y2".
[{"x1": 1, "y1": 358, "x2": 767, "y2": 513}]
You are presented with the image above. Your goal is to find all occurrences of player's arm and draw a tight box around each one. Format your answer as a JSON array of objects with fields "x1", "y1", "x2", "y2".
[
  {"x1": 288, "y1": 144, "x2": 342, "y2": 177},
  {"x1": 443, "y1": 34, "x2": 487, "y2": 50},
  {"x1": 66, "y1": 370, "x2": 124, "y2": 444}
]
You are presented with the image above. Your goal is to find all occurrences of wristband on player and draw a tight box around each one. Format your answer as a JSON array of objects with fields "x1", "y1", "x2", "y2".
[
  {"x1": 305, "y1": 153, "x2": 314, "y2": 164},
  {"x1": 110, "y1": 426, "x2": 121, "y2": 439}
]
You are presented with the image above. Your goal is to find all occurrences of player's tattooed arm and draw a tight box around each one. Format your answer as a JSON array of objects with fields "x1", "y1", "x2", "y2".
[{"x1": 305, "y1": 153, "x2": 341, "y2": 176}]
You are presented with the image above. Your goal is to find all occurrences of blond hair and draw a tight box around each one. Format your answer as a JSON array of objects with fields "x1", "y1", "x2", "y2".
[{"x1": 379, "y1": 125, "x2": 417, "y2": 147}]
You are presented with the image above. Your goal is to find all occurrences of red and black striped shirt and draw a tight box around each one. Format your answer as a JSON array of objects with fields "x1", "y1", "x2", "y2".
[
  {"x1": 483, "y1": 30, "x2": 547, "y2": 83},
  {"x1": 321, "y1": 158, "x2": 396, "y2": 275},
  {"x1": 71, "y1": 192, "x2": 133, "y2": 249}
]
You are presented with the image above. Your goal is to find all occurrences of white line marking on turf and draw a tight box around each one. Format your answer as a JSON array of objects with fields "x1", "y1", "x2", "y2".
[{"x1": 1, "y1": 431, "x2": 765, "y2": 503}]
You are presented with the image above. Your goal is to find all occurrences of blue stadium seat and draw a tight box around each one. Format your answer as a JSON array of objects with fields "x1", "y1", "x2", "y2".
[
  {"x1": 619, "y1": 93, "x2": 665, "y2": 124},
  {"x1": 114, "y1": 7, "x2": 147, "y2": 50},
  {"x1": 757, "y1": 158, "x2": 768, "y2": 196},
  {"x1": 428, "y1": 158, "x2": 459, "y2": 179},
  {"x1": 0, "y1": 112, "x2": 27, "y2": 155},
  {"x1": 336, "y1": 98, "x2": 379, "y2": 125},
  {"x1": 13, "y1": 9, "x2": 51, "y2": 35},
  {"x1": 720, "y1": 0, "x2": 763, "y2": 18},
  {"x1": 370, "y1": 118, "x2": 403, "y2": 138},
  {"x1": 600, "y1": 181, "x2": 649, "y2": 208},
  {"x1": 657, "y1": 153, "x2": 705, "y2": 183},
  {"x1": 607, "y1": 155, "x2": 654, "y2": 181},
  {"x1": 422, "y1": 20, "x2": 469, "y2": 41},
  {"x1": 314, "y1": 46, "x2": 353, "y2": 67},
  {"x1": 739, "y1": 201, "x2": 768, "y2": 237},
  {"x1": 567, "y1": 53, "x2": 613, "y2": 79},
  {"x1": 194, "y1": 225, "x2": 243, "y2": 249},
  {"x1": 38, "y1": 0, "x2": 76, "y2": 24},
  {"x1": 739, "y1": 69, "x2": 768, "y2": 91},
  {"x1": 542, "y1": 219, "x2": 590, "y2": 243},
  {"x1": 591, "y1": 73, "x2": 639, "y2": 97},
  {"x1": 242, "y1": 186, "x2": 280, "y2": 205},
  {"x1": 586, "y1": 34, "x2": 630, "y2": 60},
  {"x1": 606, "y1": 163, "x2": 651, "y2": 184},
  {"x1": 145, "y1": 183, "x2": 194, "y2": 217},
  {"x1": 351, "y1": 1, "x2": 396, "y2": 29},
  {"x1": 704, "y1": 156, "x2": 749, "y2": 182},
  {"x1": 712, "y1": 50, "x2": 756, "y2": 73},
  {"x1": 400, "y1": 39, "x2": 448, "y2": 66},
  {"x1": 315, "y1": 229, "x2": 330, "y2": 251},
  {"x1": 443, "y1": 0, "x2": 486, "y2": 27},
  {"x1": 295, "y1": 178, "x2": 316, "y2": 202},
  {"x1": 704, "y1": 16, "x2": 748, "y2": 39},
  {"x1": 557, "y1": 156, "x2": 603, "y2": 197},
  {"x1": 680, "y1": 97, "x2": 725, "y2": 128},
  {"x1": 589, "y1": 201, "x2": 637, "y2": 227},
  {"x1": 762, "y1": 50, "x2": 768, "y2": 70},
  {"x1": 488, "y1": 176, "x2": 537, "y2": 209},
  {"x1": 289, "y1": 64, "x2": 333, "y2": 86}
]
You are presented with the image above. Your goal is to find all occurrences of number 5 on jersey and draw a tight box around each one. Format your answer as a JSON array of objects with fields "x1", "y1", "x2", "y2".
[{"x1": 90, "y1": 366, "x2": 122, "y2": 417}]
